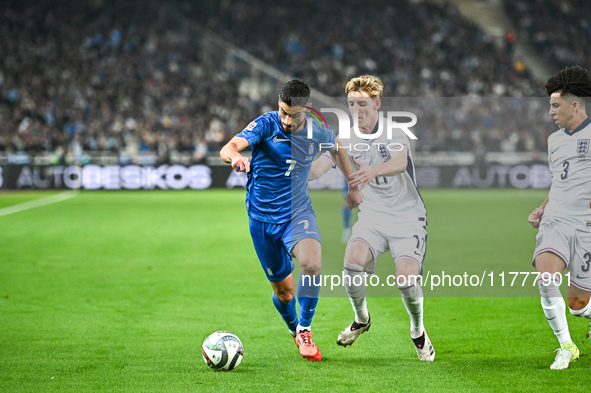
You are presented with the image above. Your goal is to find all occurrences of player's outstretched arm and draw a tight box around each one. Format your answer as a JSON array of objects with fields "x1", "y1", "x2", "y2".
[
  {"x1": 528, "y1": 194, "x2": 549, "y2": 229},
  {"x1": 309, "y1": 153, "x2": 335, "y2": 181},
  {"x1": 329, "y1": 141, "x2": 363, "y2": 209},
  {"x1": 349, "y1": 146, "x2": 408, "y2": 190},
  {"x1": 220, "y1": 136, "x2": 250, "y2": 172}
]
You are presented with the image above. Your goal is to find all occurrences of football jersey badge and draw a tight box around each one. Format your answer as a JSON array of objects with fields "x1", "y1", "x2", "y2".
[
  {"x1": 245, "y1": 121, "x2": 257, "y2": 131},
  {"x1": 377, "y1": 144, "x2": 390, "y2": 161},
  {"x1": 535, "y1": 235, "x2": 543, "y2": 249},
  {"x1": 308, "y1": 143, "x2": 314, "y2": 155},
  {"x1": 577, "y1": 139, "x2": 589, "y2": 155}
]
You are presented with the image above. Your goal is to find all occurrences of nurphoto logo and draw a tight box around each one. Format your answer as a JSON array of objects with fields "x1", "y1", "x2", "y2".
[{"x1": 306, "y1": 106, "x2": 418, "y2": 152}]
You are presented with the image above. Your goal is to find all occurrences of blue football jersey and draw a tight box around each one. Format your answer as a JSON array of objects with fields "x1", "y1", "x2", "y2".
[{"x1": 235, "y1": 111, "x2": 335, "y2": 223}]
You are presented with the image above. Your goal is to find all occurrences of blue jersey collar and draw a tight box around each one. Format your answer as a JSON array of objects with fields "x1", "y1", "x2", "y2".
[
  {"x1": 564, "y1": 116, "x2": 591, "y2": 136},
  {"x1": 357, "y1": 118, "x2": 381, "y2": 141},
  {"x1": 370, "y1": 119, "x2": 380, "y2": 134}
]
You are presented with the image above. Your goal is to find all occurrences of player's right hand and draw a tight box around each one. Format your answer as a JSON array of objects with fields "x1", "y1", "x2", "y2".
[
  {"x1": 528, "y1": 207, "x2": 544, "y2": 228},
  {"x1": 232, "y1": 156, "x2": 250, "y2": 173},
  {"x1": 350, "y1": 157, "x2": 376, "y2": 191},
  {"x1": 346, "y1": 188, "x2": 363, "y2": 210}
]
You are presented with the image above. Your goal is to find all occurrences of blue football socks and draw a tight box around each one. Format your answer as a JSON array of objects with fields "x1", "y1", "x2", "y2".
[
  {"x1": 297, "y1": 272, "x2": 321, "y2": 329},
  {"x1": 272, "y1": 292, "x2": 298, "y2": 333}
]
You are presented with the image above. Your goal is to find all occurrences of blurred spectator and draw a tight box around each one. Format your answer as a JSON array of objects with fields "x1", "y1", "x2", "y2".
[
  {"x1": 191, "y1": 0, "x2": 541, "y2": 97},
  {"x1": 0, "y1": 0, "x2": 576, "y2": 165},
  {"x1": 0, "y1": 0, "x2": 265, "y2": 165},
  {"x1": 504, "y1": 0, "x2": 591, "y2": 68}
]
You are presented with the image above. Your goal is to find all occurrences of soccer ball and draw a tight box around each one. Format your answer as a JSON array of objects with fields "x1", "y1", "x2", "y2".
[{"x1": 202, "y1": 331, "x2": 244, "y2": 371}]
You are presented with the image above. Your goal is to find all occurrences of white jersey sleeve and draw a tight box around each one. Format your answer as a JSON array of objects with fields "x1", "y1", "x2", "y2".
[{"x1": 339, "y1": 127, "x2": 427, "y2": 225}]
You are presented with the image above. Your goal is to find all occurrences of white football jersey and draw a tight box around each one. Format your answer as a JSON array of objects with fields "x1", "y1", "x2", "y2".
[
  {"x1": 338, "y1": 125, "x2": 427, "y2": 225},
  {"x1": 544, "y1": 118, "x2": 591, "y2": 231}
]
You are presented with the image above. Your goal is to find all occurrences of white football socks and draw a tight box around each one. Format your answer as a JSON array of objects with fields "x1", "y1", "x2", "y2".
[
  {"x1": 344, "y1": 262, "x2": 369, "y2": 324},
  {"x1": 538, "y1": 278, "x2": 571, "y2": 345},
  {"x1": 399, "y1": 282, "x2": 424, "y2": 339}
]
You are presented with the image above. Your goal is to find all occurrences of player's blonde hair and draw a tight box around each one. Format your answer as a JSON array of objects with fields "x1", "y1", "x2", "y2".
[{"x1": 345, "y1": 75, "x2": 384, "y2": 98}]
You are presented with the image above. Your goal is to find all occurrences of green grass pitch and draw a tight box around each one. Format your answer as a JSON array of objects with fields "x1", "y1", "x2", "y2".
[{"x1": 0, "y1": 189, "x2": 589, "y2": 392}]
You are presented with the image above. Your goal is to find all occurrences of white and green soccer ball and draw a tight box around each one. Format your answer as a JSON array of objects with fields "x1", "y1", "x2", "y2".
[{"x1": 202, "y1": 331, "x2": 244, "y2": 371}]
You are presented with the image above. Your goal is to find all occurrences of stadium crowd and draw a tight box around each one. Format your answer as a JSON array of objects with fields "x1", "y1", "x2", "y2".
[
  {"x1": 195, "y1": 0, "x2": 540, "y2": 97},
  {"x1": 0, "y1": 0, "x2": 581, "y2": 165},
  {"x1": 504, "y1": 0, "x2": 591, "y2": 69},
  {"x1": 0, "y1": 0, "x2": 265, "y2": 165}
]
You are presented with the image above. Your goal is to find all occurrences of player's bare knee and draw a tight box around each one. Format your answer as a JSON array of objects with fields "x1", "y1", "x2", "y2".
[
  {"x1": 275, "y1": 289, "x2": 293, "y2": 304},
  {"x1": 299, "y1": 260, "x2": 321, "y2": 277},
  {"x1": 568, "y1": 297, "x2": 590, "y2": 311},
  {"x1": 395, "y1": 259, "x2": 420, "y2": 279}
]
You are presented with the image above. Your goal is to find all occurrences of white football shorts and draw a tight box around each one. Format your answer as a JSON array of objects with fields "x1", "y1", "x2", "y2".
[
  {"x1": 349, "y1": 214, "x2": 427, "y2": 274},
  {"x1": 533, "y1": 217, "x2": 591, "y2": 291}
]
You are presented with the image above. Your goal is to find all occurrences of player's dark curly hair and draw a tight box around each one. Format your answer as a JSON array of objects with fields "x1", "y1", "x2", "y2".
[
  {"x1": 545, "y1": 65, "x2": 591, "y2": 100},
  {"x1": 279, "y1": 79, "x2": 311, "y2": 107}
]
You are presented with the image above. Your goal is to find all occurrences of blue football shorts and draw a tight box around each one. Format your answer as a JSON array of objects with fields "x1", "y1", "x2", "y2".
[{"x1": 249, "y1": 209, "x2": 321, "y2": 283}]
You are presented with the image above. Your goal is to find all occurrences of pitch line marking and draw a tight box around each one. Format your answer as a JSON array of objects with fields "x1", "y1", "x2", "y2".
[{"x1": 0, "y1": 190, "x2": 78, "y2": 218}]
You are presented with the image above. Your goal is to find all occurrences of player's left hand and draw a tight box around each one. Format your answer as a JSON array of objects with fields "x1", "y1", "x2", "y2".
[{"x1": 349, "y1": 157, "x2": 377, "y2": 190}]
